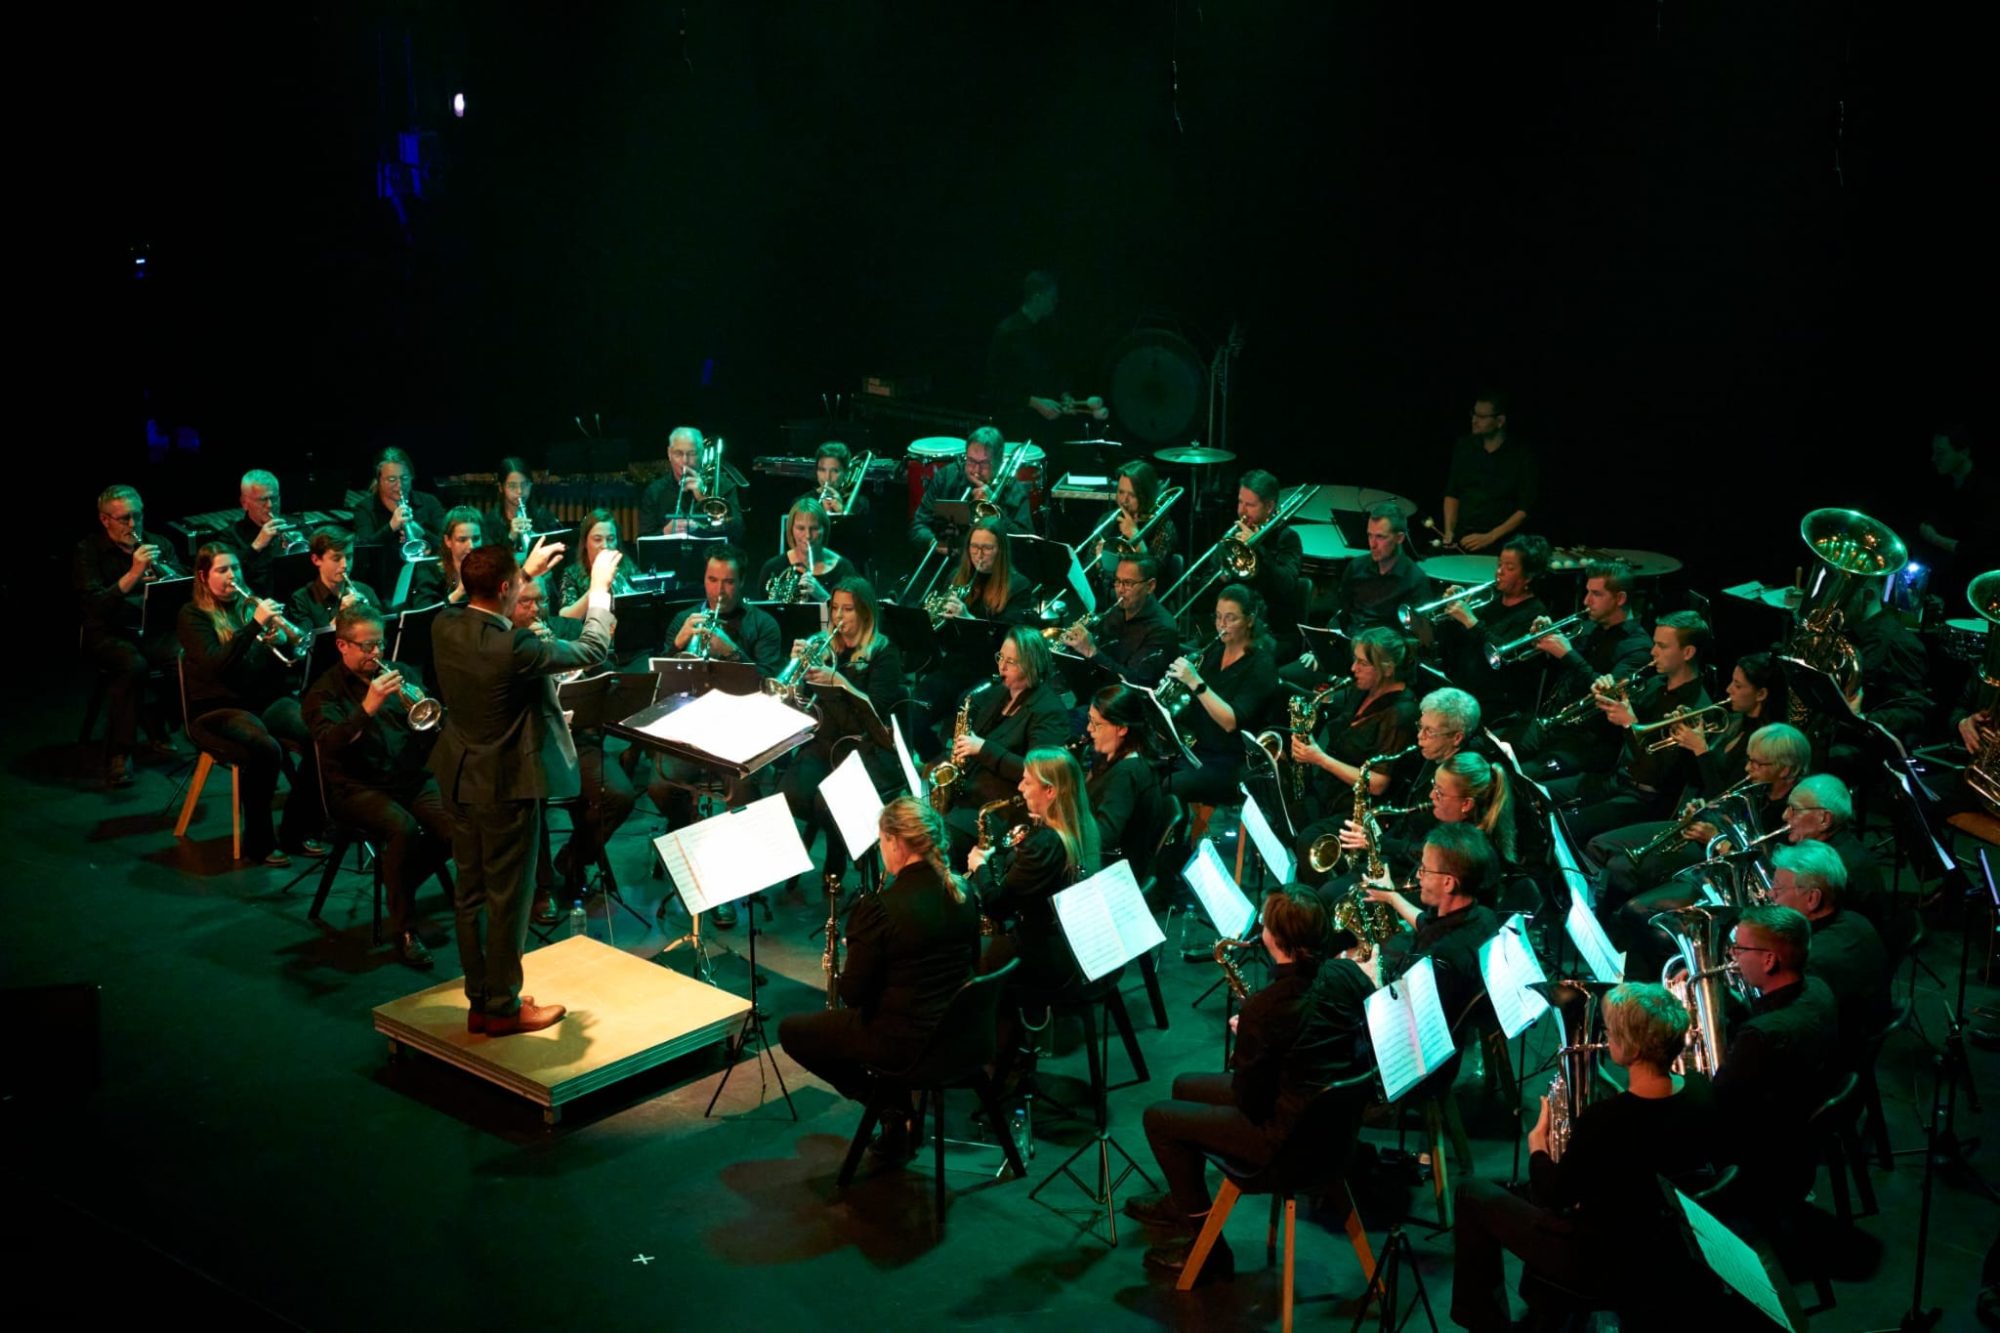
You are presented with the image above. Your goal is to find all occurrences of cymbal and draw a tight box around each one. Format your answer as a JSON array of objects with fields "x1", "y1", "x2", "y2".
[
  {"x1": 1598, "y1": 547, "x2": 1683, "y2": 578},
  {"x1": 1154, "y1": 445, "x2": 1236, "y2": 466},
  {"x1": 1284, "y1": 484, "x2": 1417, "y2": 520}
]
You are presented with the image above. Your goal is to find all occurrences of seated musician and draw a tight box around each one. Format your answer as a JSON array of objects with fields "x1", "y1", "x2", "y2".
[
  {"x1": 1839, "y1": 580, "x2": 1932, "y2": 749},
  {"x1": 1511, "y1": 560, "x2": 1651, "y2": 768},
  {"x1": 777, "y1": 795, "x2": 980, "y2": 1164},
  {"x1": 1232, "y1": 469, "x2": 1306, "y2": 659},
  {"x1": 178, "y1": 544, "x2": 326, "y2": 867},
  {"x1": 1165, "y1": 584, "x2": 1281, "y2": 807},
  {"x1": 1089, "y1": 460, "x2": 1179, "y2": 589},
  {"x1": 1779, "y1": 773, "x2": 1894, "y2": 946},
  {"x1": 223, "y1": 468, "x2": 298, "y2": 594},
  {"x1": 755, "y1": 498, "x2": 858, "y2": 604},
  {"x1": 1439, "y1": 393, "x2": 1537, "y2": 553},
  {"x1": 944, "y1": 627, "x2": 1072, "y2": 852},
  {"x1": 1288, "y1": 627, "x2": 1422, "y2": 809},
  {"x1": 1064, "y1": 552, "x2": 1179, "y2": 686},
  {"x1": 1363, "y1": 823, "x2": 1502, "y2": 1020},
  {"x1": 806, "y1": 441, "x2": 873, "y2": 527},
  {"x1": 909, "y1": 426, "x2": 1031, "y2": 561},
  {"x1": 1334, "y1": 502, "x2": 1430, "y2": 635},
  {"x1": 1127, "y1": 889, "x2": 1375, "y2": 1281},
  {"x1": 1451, "y1": 983, "x2": 1722, "y2": 1332},
  {"x1": 1545, "y1": 611, "x2": 1712, "y2": 847},
  {"x1": 77, "y1": 484, "x2": 181, "y2": 787},
  {"x1": 557, "y1": 509, "x2": 639, "y2": 617},
  {"x1": 1317, "y1": 751, "x2": 1516, "y2": 906},
  {"x1": 349, "y1": 447, "x2": 448, "y2": 556},
  {"x1": 287, "y1": 529, "x2": 382, "y2": 631},
  {"x1": 777, "y1": 578, "x2": 908, "y2": 888},
  {"x1": 508, "y1": 574, "x2": 638, "y2": 926},
  {"x1": 939, "y1": 517, "x2": 1034, "y2": 625},
  {"x1": 639, "y1": 426, "x2": 745, "y2": 544},
  {"x1": 968, "y1": 745, "x2": 1099, "y2": 994},
  {"x1": 399, "y1": 505, "x2": 482, "y2": 610},
  {"x1": 488, "y1": 456, "x2": 556, "y2": 554},
  {"x1": 1767, "y1": 841, "x2": 1890, "y2": 1047},
  {"x1": 1084, "y1": 684, "x2": 1170, "y2": 870},
  {"x1": 302, "y1": 607, "x2": 453, "y2": 968},
  {"x1": 1433, "y1": 534, "x2": 1553, "y2": 725},
  {"x1": 1601, "y1": 721, "x2": 1812, "y2": 961},
  {"x1": 1713, "y1": 904, "x2": 1839, "y2": 1199}
]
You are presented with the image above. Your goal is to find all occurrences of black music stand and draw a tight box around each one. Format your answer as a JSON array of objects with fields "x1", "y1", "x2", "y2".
[
  {"x1": 139, "y1": 575, "x2": 194, "y2": 640},
  {"x1": 1238, "y1": 731, "x2": 1300, "y2": 843},
  {"x1": 390, "y1": 602, "x2": 445, "y2": 690},
  {"x1": 268, "y1": 549, "x2": 315, "y2": 603},
  {"x1": 879, "y1": 603, "x2": 943, "y2": 673},
  {"x1": 1050, "y1": 650, "x2": 1121, "y2": 708},
  {"x1": 635, "y1": 533, "x2": 725, "y2": 594},
  {"x1": 609, "y1": 589, "x2": 672, "y2": 664},
  {"x1": 752, "y1": 601, "x2": 827, "y2": 651},
  {"x1": 1297, "y1": 624, "x2": 1352, "y2": 681},
  {"x1": 554, "y1": 670, "x2": 663, "y2": 932},
  {"x1": 1134, "y1": 683, "x2": 1203, "y2": 769},
  {"x1": 300, "y1": 624, "x2": 342, "y2": 689},
  {"x1": 1011, "y1": 534, "x2": 1096, "y2": 618}
]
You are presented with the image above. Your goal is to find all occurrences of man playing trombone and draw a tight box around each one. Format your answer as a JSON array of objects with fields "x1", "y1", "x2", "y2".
[
  {"x1": 640, "y1": 426, "x2": 745, "y2": 545},
  {"x1": 907, "y1": 426, "x2": 1031, "y2": 559}
]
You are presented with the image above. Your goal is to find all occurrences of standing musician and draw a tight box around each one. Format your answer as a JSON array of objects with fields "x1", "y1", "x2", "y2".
[
  {"x1": 302, "y1": 607, "x2": 454, "y2": 969},
  {"x1": 1333, "y1": 502, "x2": 1430, "y2": 635},
  {"x1": 944, "y1": 628, "x2": 1072, "y2": 851},
  {"x1": 287, "y1": 529, "x2": 382, "y2": 631},
  {"x1": 1450, "y1": 983, "x2": 1722, "y2": 1332},
  {"x1": 401, "y1": 505, "x2": 483, "y2": 610},
  {"x1": 1432, "y1": 533, "x2": 1554, "y2": 725},
  {"x1": 1289, "y1": 627, "x2": 1422, "y2": 809},
  {"x1": 1438, "y1": 393, "x2": 1537, "y2": 552},
  {"x1": 755, "y1": 498, "x2": 858, "y2": 604},
  {"x1": 1230, "y1": 469, "x2": 1307, "y2": 660},
  {"x1": 1127, "y1": 889, "x2": 1375, "y2": 1281},
  {"x1": 1063, "y1": 552, "x2": 1179, "y2": 686},
  {"x1": 909, "y1": 426, "x2": 1033, "y2": 557},
  {"x1": 984, "y1": 271, "x2": 1108, "y2": 441},
  {"x1": 1766, "y1": 841, "x2": 1891, "y2": 1047},
  {"x1": 777, "y1": 797, "x2": 980, "y2": 1164},
  {"x1": 77, "y1": 484, "x2": 181, "y2": 788},
  {"x1": 224, "y1": 469, "x2": 300, "y2": 594},
  {"x1": 1546, "y1": 611, "x2": 1713, "y2": 847},
  {"x1": 967, "y1": 746, "x2": 1100, "y2": 995},
  {"x1": 488, "y1": 456, "x2": 556, "y2": 554},
  {"x1": 1836, "y1": 580, "x2": 1932, "y2": 750},
  {"x1": 349, "y1": 447, "x2": 448, "y2": 555},
  {"x1": 428, "y1": 539, "x2": 618, "y2": 1037},
  {"x1": 556, "y1": 509, "x2": 640, "y2": 616},
  {"x1": 805, "y1": 441, "x2": 873, "y2": 526},
  {"x1": 178, "y1": 544, "x2": 325, "y2": 866},
  {"x1": 1511, "y1": 560, "x2": 1651, "y2": 770},
  {"x1": 1166, "y1": 584, "x2": 1281, "y2": 807},
  {"x1": 778, "y1": 579, "x2": 909, "y2": 887},
  {"x1": 639, "y1": 426, "x2": 745, "y2": 545},
  {"x1": 1083, "y1": 684, "x2": 1170, "y2": 868},
  {"x1": 1089, "y1": 460, "x2": 1180, "y2": 587},
  {"x1": 1360, "y1": 823, "x2": 1502, "y2": 1020}
]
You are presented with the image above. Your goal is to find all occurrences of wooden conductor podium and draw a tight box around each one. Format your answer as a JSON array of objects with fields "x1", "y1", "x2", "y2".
[{"x1": 372, "y1": 936, "x2": 751, "y2": 1125}]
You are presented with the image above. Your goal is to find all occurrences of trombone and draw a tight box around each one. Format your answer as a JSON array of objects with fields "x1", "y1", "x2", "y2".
[
  {"x1": 1397, "y1": 581, "x2": 1497, "y2": 633},
  {"x1": 972, "y1": 440, "x2": 1025, "y2": 519},
  {"x1": 1077, "y1": 485, "x2": 1186, "y2": 562},
  {"x1": 1162, "y1": 484, "x2": 1321, "y2": 621},
  {"x1": 818, "y1": 450, "x2": 874, "y2": 516},
  {"x1": 1485, "y1": 610, "x2": 1588, "y2": 668},
  {"x1": 692, "y1": 437, "x2": 733, "y2": 528},
  {"x1": 1631, "y1": 700, "x2": 1733, "y2": 752},
  {"x1": 898, "y1": 443, "x2": 1016, "y2": 604}
]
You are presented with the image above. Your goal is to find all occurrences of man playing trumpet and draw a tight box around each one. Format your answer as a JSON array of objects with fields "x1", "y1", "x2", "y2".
[{"x1": 225, "y1": 468, "x2": 305, "y2": 594}]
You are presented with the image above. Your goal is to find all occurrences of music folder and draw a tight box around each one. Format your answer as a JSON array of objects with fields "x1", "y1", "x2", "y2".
[
  {"x1": 877, "y1": 602, "x2": 941, "y2": 673},
  {"x1": 391, "y1": 601, "x2": 446, "y2": 685},
  {"x1": 1134, "y1": 682, "x2": 1202, "y2": 768},
  {"x1": 1052, "y1": 859, "x2": 1165, "y2": 983},
  {"x1": 1564, "y1": 893, "x2": 1626, "y2": 986},
  {"x1": 1009, "y1": 533, "x2": 1097, "y2": 618},
  {"x1": 609, "y1": 589, "x2": 671, "y2": 663},
  {"x1": 1181, "y1": 839, "x2": 1257, "y2": 941},
  {"x1": 651, "y1": 793, "x2": 816, "y2": 915},
  {"x1": 1296, "y1": 624, "x2": 1351, "y2": 674},
  {"x1": 635, "y1": 532, "x2": 725, "y2": 586},
  {"x1": 1479, "y1": 912, "x2": 1550, "y2": 1040},
  {"x1": 1662, "y1": 1182, "x2": 1801, "y2": 1331},
  {"x1": 1050, "y1": 648, "x2": 1121, "y2": 706},
  {"x1": 139, "y1": 575, "x2": 194, "y2": 639},
  {"x1": 1365, "y1": 955, "x2": 1454, "y2": 1103},
  {"x1": 610, "y1": 685, "x2": 816, "y2": 780}
]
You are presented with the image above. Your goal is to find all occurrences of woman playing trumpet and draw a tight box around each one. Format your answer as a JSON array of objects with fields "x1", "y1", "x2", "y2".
[
  {"x1": 401, "y1": 506, "x2": 485, "y2": 610},
  {"x1": 178, "y1": 544, "x2": 326, "y2": 866},
  {"x1": 754, "y1": 498, "x2": 857, "y2": 604},
  {"x1": 349, "y1": 446, "x2": 447, "y2": 557},
  {"x1": 938, "y1": 517, "x2": 1034, "y2": 625},
  {"x1": 489, "y1": 456, "x2": 558, "y2": 554},
  {"x1": 557, "y1": 509, "x2": 638, "y2": 617}
]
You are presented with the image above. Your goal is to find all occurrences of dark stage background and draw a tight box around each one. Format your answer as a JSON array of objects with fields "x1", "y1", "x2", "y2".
[{"x1": 73, "y1": 0, "x2": 1981, "y2": 601}]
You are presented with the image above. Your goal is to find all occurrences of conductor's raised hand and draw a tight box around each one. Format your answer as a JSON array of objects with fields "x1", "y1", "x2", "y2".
[
  {"x1": 589, "y1": 546, "x2": 624, "y2": 593},
  {"x1": 523, "y1": 535, "x2": 565, "y2": 578}
]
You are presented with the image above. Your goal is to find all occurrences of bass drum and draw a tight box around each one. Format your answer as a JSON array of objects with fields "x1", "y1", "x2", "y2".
[{"x1": 906, "y1": 437, "x2": 966, "y2": 514}]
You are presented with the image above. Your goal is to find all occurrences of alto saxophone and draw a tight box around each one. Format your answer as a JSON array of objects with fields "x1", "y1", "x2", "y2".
[
  {"x1": 925, "y1": 693, "x2": 976, "y2": 813},
  {"x1": 1213, "y1": 935, "x2": 1259, "y2": 1000},
  {"x1": 973, "y1": 796, "x2": 1027, "y2": 936}
]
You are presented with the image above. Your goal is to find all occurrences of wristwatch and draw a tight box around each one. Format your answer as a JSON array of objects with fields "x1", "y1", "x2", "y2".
[{"x1": 1192, "y1": 681, "x2": 1209, "y2": 698}]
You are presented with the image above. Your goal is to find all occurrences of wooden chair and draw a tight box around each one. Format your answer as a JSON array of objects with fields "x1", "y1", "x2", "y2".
[{"x1": 171, "y1": 655, "x2": 242, "y2": 861}]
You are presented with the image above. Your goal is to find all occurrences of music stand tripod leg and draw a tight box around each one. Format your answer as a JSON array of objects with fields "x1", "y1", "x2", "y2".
[{"x1": 704, "y1": 903, "x2": 797, "y2": 1120}]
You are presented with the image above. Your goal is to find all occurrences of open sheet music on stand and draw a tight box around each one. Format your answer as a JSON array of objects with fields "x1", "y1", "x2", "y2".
[
  {"x1": 890, "y1": 715, "x2": 928, "y2": 801},
  {"x1": 819, "y1": 750, "x2": 885, "y2": 860},
  {"x1": 1237, "y1": 792, "x2": 1296, "y2": 883},
  {"x1": 617, "y1": 687, "x2": 817, "y2": 778},
  {"x1": 1181, "y1": 839, "x2": 1256, "y2": 940},
  {"x1": 651, "y1": 794, "x2": 816, "y2": 915},
  {"x1": 1565, "y1": 895, "x2": 1626, "y2": 985},
  {"x1": 1479, "y1": 912, "x2": 1550, "y2": 1040},
  {"x1": 1668, "y1": 1184, "x2": 1799, "y2": 1331},
  {"x1": 1052, "y1": 860, "x2": 1165, "y2": 983},
  {"x1": 1365, "y1": 955, "x2": 1454, "y2": 1103}
]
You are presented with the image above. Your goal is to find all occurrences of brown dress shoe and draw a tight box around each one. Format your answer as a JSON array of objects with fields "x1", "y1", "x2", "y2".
[
  {"x1": 466, "y1": 996, "x2": 536, "y2": 1033},
  {"x1": 482, "y1": 1000, "x2": 566, "y2": 1036}
]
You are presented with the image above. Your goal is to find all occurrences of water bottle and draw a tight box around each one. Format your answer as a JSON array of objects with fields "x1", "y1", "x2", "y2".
[
  {"x1": 566, "y1": 900, "x2": 587, "y2": 939},
  {"x1": 1009, "y1": 1105, "x2": 1032, "y2": 1160}
]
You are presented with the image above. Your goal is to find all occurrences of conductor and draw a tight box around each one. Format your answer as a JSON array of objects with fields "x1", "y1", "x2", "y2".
[{"x1": 430, "y1": 537, "x2": 619, "y2": 1036}]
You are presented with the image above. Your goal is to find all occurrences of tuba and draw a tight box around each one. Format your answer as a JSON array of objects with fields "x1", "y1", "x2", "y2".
[
  {"x1": 1964, "y1": 570, "x2": 2000, "y2": 818},
  {"x1": 1649, "y1": 904, "x2": 1747, "y2": 1077},
  {"x1": 1782, "y1": 508, "x2": 1906, "y2": 724},
  {"x1": 1543, "y1": 980, "x2": 1610, "y2": 1162}
]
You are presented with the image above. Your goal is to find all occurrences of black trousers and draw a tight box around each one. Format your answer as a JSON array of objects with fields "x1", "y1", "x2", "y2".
[
  {"x1": 538, "y1": 742, "x2": 637, "y2": 894},
  {"x1": 1141, "y1": 1071, "x2": 1277, "y2": 1216},
  {"x1": 86, "y1": 630, "x2": 177, "y2": 756},
  {"x1": 328, "y1": 777, "x2": 451, "y2": 934},
  {"x1": 1449, "y1": 1178, "x2": 1600, "y2": 1332},
  {"x1": 187, "y1": 698, "x2": 321, "y2": 860},
  {"x1": 1169, "y1": 752, "x2": 1246, "y2": 808},
  {"x1": 776, "y1": 1008, "x2": 875, "y2": 1102},
  {"x1": 441, "y1": 791, "x2": 540, "y2": 1018}
]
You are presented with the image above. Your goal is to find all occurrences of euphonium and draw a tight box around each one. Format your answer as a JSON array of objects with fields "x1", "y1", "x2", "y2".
[
  {"x1": 1650, "y1": 904, "x2": 1745, "y2": 1077},
  {"x1": 1544, "y1": 981, "x2": 1610, "y2": 1162},
  {"x1": 1213, "y1": 935, "x2": 1259, "y2": 1001}
]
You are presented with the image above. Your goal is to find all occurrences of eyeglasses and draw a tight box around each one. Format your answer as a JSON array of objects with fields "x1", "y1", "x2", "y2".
[
  {"x1": 340, "y1": 638, "x2": 385, "y2": 654},
  {"x1": 994, "y1": 654, "x2": 1023, "y2": 668},
  {"x1": 1727, "y1": 943, "x2": 1774, "y2": 957},
  {"x1": 969, "y1": 543, "x2": 999, "y2": 554},
  {"x1": 1784, "y1": 802, "x2": 1822, "y2": 816},
  {"x1": 104, "y1": 510, "x2": 142, "y2": 524},
  {"x1": 1416, "y1": 865, "x2": 1455, "y2": 880},
  {"x1": 1112, "y1": 578, "x2": 1148, "y2": 589},
  {"x1": 1416, "y1": 724, "x2": 1456, "y2": 739}
]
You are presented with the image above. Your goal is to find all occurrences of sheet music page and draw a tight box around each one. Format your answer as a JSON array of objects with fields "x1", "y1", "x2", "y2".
[
  {"x1": 891, "y1": 715, "x2": 927, "y2": 800},
  {"x1": 666, "y1": 794, "x2": 815, "y2": 910},
  {"x1": 651, "y1": 829, "x2": 707, "y2": 913},
  {"x1": 1238, "y1": 792, "x2": 1296, "y2": 882},
  {"x1": 1403, "y1": 956, "x2": 1455, "y2": 1074},
  {"x1": 1566, "y1": 894, "x2": 1626, "y2": 985},
  {"x1": 1675, "y1": 1190, "x2": 1796, "y2": 1332},
  {"x1": 638, "y1": 689, "x2": 815, "y2": 765},
  {"x1": 1551, "y1": 812, "x2": 1594, "y2": 911},
  {"x1": 1182, "y1": 840, "x2": 1256, "y2": 940},
  {"x1": 1053, "y1": 860, "x2": 1163, "y2": 982},
  {"x1": 819, "y1": 749, "x2": 885, "y2": 861},
  {"x1": 1365, "y1": 979, "x2": 1425, "y2": 1102},
  {"x1": 1480, "y1": 913, "x2": 1550, "y2": 1040}
]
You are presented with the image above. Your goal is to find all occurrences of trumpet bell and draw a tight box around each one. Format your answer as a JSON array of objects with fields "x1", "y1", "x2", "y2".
[{"x1": 406, "y1": 696, "x2": 444, "y2": 730}]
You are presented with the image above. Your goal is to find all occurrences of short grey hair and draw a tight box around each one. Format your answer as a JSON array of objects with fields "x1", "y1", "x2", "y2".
[
  {"x1": 1772, "y1": 840, "x2": 1847, "y2": 906},
  {"x1": 668, "y1": 426, "x2": 704, "y2": 449},
  {"x1": 1746, "y1": 722, "x2": 1811, "y2": 777},
  {"x1": 1791, "y1": 773, "x2": 1853, "y2": 829},
  {"x1": 239, "y1": 469, "x2": 280, "y2": 496},
  {"x1": 1419, "y1": 687, "x2": 1481, "y2": 740}
]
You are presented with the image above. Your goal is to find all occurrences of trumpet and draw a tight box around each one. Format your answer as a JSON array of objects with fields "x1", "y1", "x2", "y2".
[
  {"x1": 1397, "y1": 581, "x2": 1497, "y2": 632},
  {"x1": 768, "y1": 628, "x2": 837, "y2": 704},
  {"x1": 1485, "y1": 610, "x2": 1589, "y2": 668},
  {"x1": 139, "y1": 542, "x2": 184, "y2": 583},
  {"x1": 391, "y1": 677, "x2": 444, "y2": 730},
  {"x1": 1632, "y1": 700, "x2": 1733, "y2": 752},
  {"x1": 1539, "y1": 666, "x2": 1642, "y2": 729},
  {"x1": 234, "y1": 587, "x2": 309, "y2": 666},
  {"x1": 269, "y1": 519, "x2": 310, "y2": 557},
  {"x1": 1052, "y1": 610, "x2": 1103, "y2": 645},
  {"x1": 685, "y1": 609, "x2": 718, "y2": 660}
]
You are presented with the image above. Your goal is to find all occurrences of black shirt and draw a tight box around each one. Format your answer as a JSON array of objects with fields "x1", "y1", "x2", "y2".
[
  {"x1": 984, "y1": 309, "x2": 1061, "y2": 412},
  {"x1": 1232, "y1": 959, "x2": 1323, "y2": 1126},
  {"x1": 1845, "y1": 608, "x2": 1930, "y2": 745},
  {"x1": 1823, "y1": 828, "x2": 1891, "y2": 941},
  {"x1": 1088, "y1": 751, "x2": 1167, "y2": 862},
  {"x1": 1281, "y1": 957, "x2": 1378, "y2": 1112},
  {"x1": 813, "y1": 637, "x2": 909, "y2": 792},
  {"x1": 1305, "y1": 685, "x2": 1420, "y2": 820},
  {"x1": 943, "y1": 568, "x2": 1036, "y2": 626},
  {"x1": 221, "y1": 514, "x2": 280, "y2": 594},
  {"x1": 177, "y1": 602, "x2": 294, "y2": 715},
  {"x1": 287, "y1": 578, "x2": 384, "y2": 633},
  {"x1": 909, "y1": 462, "x2": 1033, "y2": 550},
  {"x1": 75, "y1": 531, "x2": 147, "y2": 639},
  {"x1": 1714, "y1": 976, "x2": 1838, "y2": 1188},
  {"x1": 638, "y1": 468, "x2": 746, "y2": 547},
  {"x1": 1091, "y1": 597, "x2": 1181, "y2": 686},
  {"x1": 665, "y1": 601, "x2": 785, "y2": 676},
  {"x1": 838, "y1": 857, "x2": 981, "y2": 1061},
  {"x1": 1444, "y1": 434, "x2": 1539, "y2": 535},
  {"x1": 1382, "y1": 902, "x2": 1501, "y2": 1022},
  {"x1": 1336, "y1": 551, "x2": 1431, "y2": 635},
  {"x1": 1437, "y1": 592, "x2": 1550, "y2": 721},
  {"x1": 971, "y1": 822, "x2": 1086, "y2": 989},
  {"x1": 963, "y1": 680, "x2": 1072, "y2": 806},
  {"x1": 1547, "y1": 618, "x2": 1653, "y2": 767},
  {"x1": 1807, "y1": 909, "x2": 1891, "y2": 1046},
  {"x1": 350, "y1": 490, "x2": 448, "y2": 550},
  {"x1": 1620, "y1": 675, "x2": 1711, "y2": 795},
  {"x1": 1245, "y1": 522, "x2": 1306, "y2": 649},
  {"x1": 1187, "y1": 642, "x2": 1280, "y2": 758},
  {"x1": 302, "y1": 658, "x2": 433, "y2": 793}
]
